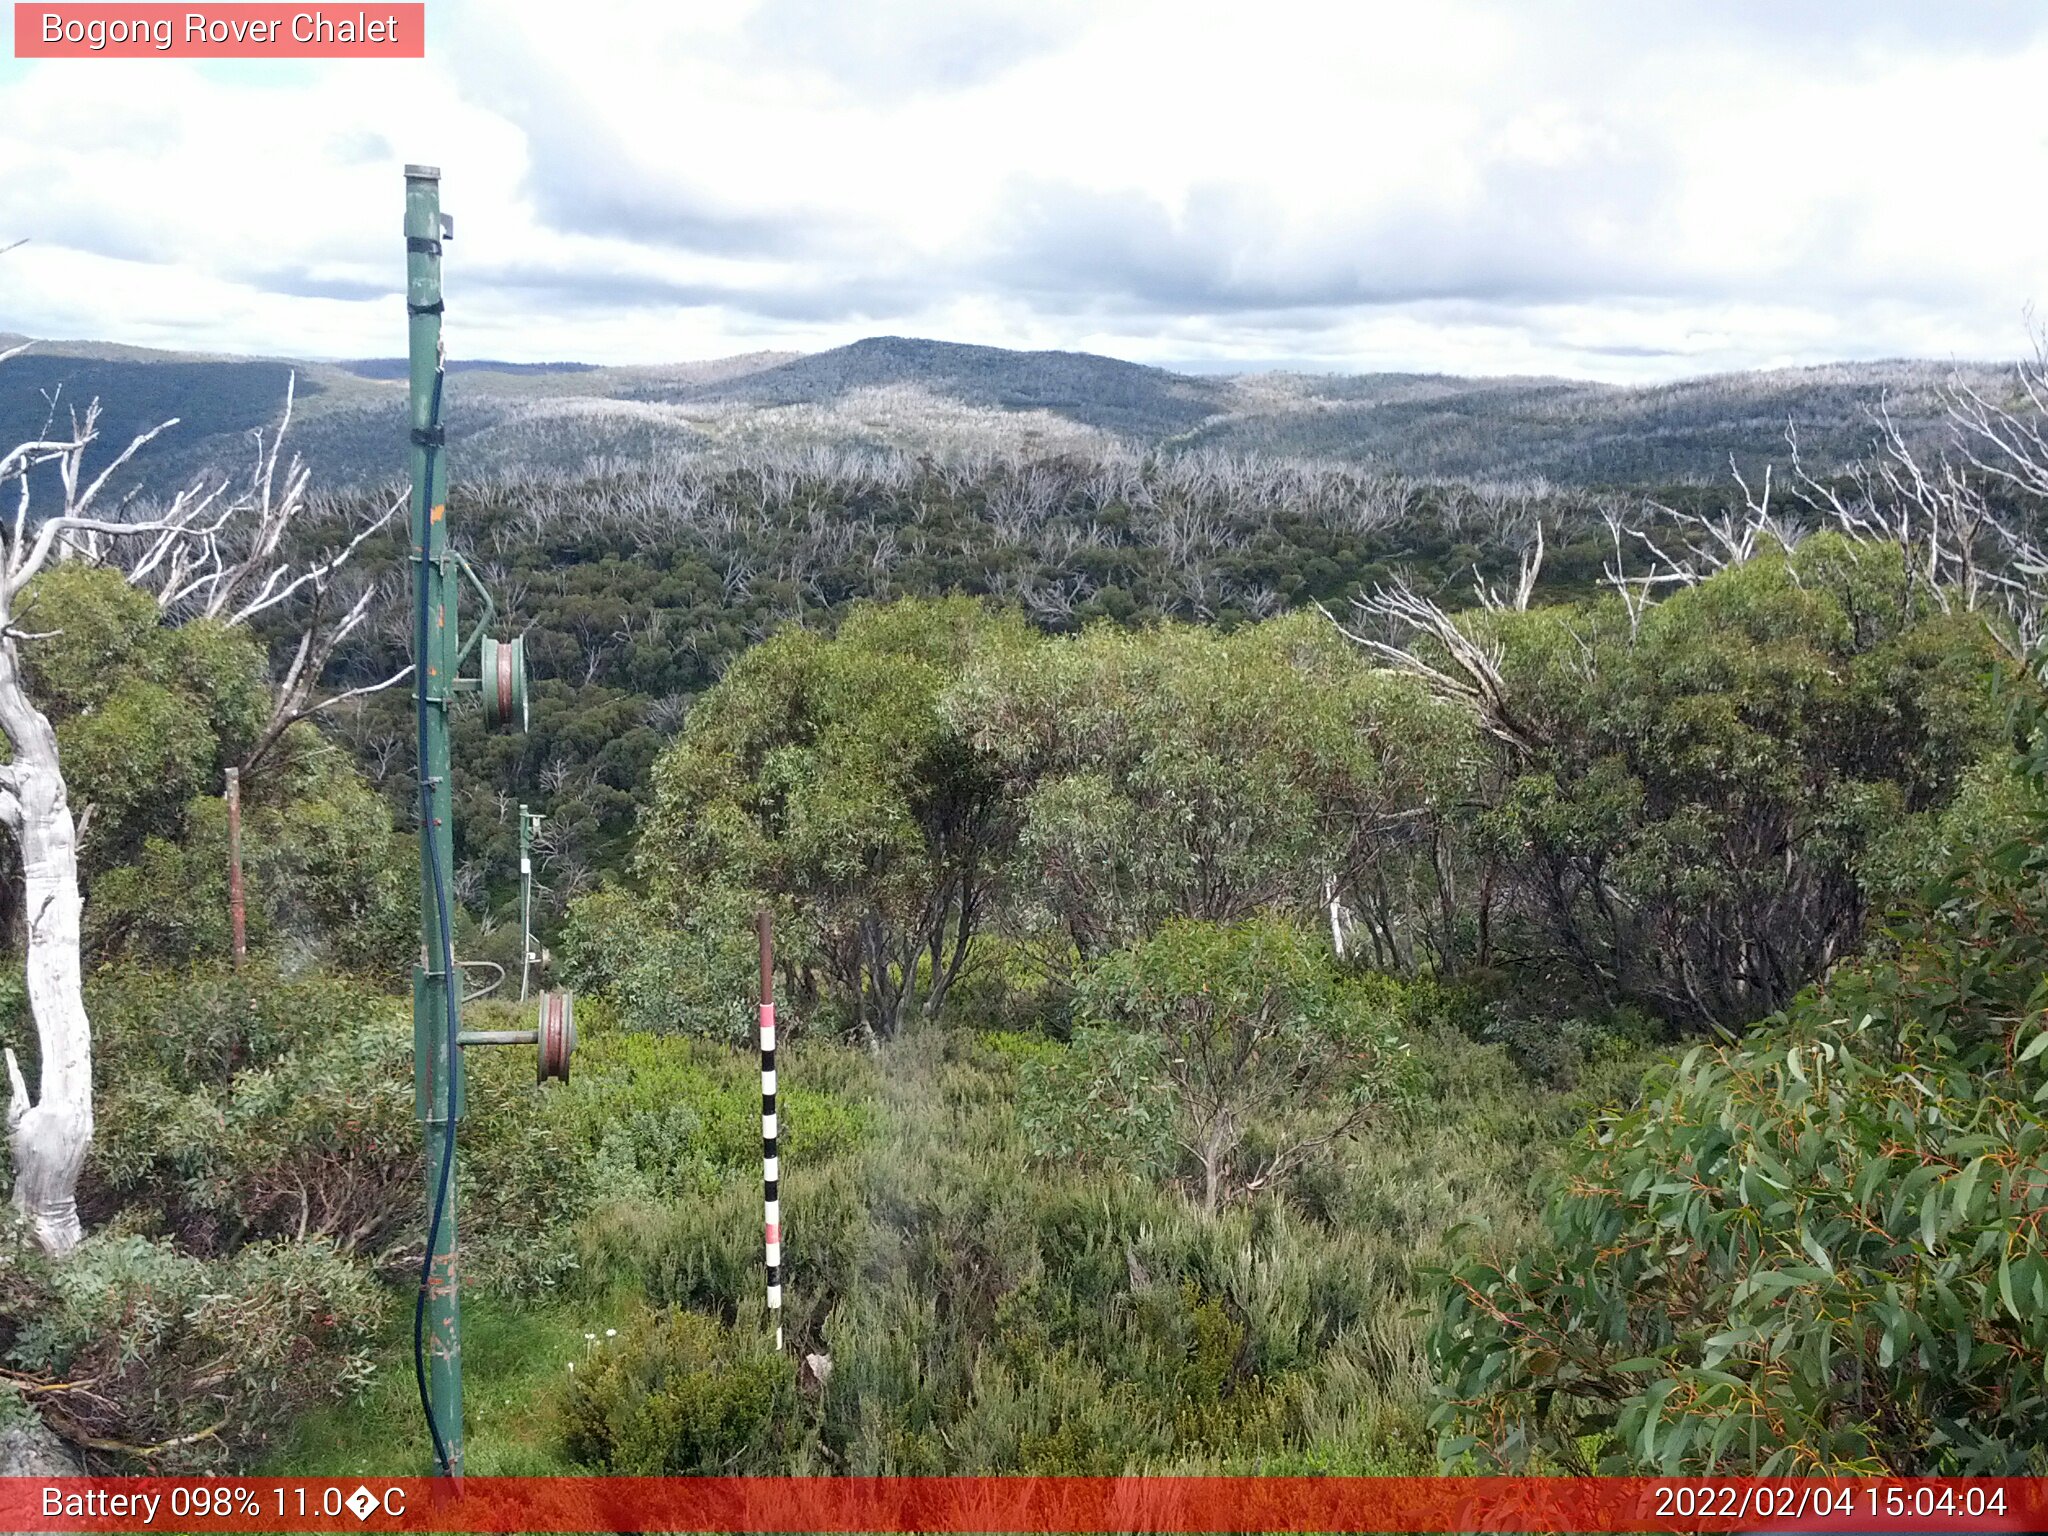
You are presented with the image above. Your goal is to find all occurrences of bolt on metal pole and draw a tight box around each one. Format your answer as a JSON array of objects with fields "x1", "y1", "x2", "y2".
[{"x1": 405, "y1": 161, "x2": 464, "y2": 1477}]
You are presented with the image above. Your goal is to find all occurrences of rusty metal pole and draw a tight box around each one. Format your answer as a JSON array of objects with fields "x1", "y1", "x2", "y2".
[
  {"x1": 225, "y1": 767, "x2": 246, "y2": 970},
  {"x1": 758, "y1": 909, "x2": 782, "y2": 1349}
]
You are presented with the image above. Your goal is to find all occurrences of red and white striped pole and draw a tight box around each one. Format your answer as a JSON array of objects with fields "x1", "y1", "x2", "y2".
[{"x1": 757, "y1": 909, "x2": 782, "y2": 1350}]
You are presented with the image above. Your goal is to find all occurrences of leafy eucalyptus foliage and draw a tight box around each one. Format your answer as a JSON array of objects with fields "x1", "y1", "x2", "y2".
[
  {"x1": 555, "y1": 885, "x2": 762, "y2": 1045},
  {"x1": 1429, "y1": 692, "x2": 2048, "y2": 1474},
  {"x1": 635, "y1": 598, "x2": 1028, "y2": 1039},
  {"x1": 15, "y1": 566, "x2": 264, "y2": 874},
  {"x1": 1471, "y1": 536, "x2": 2007, "y2": 1027},
  {"x1": 949, "y1": 612, "x2": 1474, "y2": 964},
  {"x1": 1023, "y1": 918, "x2": 1413, "y2": 1212},
  {"x1": 7, "y1": 565, "x2": 412, "y2": 977}
]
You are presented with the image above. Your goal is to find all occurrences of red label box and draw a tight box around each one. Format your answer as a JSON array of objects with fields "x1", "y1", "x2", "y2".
[
  {"x1": 13, "y1": 3, "x2": 425, "y2": 57},
  {"x1": 5, "y1": 1477, "x2": 2048, "y2": 1533}
]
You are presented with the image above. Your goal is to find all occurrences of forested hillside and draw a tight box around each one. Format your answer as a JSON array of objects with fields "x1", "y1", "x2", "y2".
[
  {"x1": 1, "y1": 344, "x2": 2045, "y2": 1478},
  {"x1": 317, "y1": 452, "x2": 1632, "y2": 911},
  {"x1": 0, "y1": 332, "x2": 2002, "y2": 494}
]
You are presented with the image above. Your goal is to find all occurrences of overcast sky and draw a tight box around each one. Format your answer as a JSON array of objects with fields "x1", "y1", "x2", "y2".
[{"x1": 3, "y1": 0, "x2": 2045, "y2": 381}]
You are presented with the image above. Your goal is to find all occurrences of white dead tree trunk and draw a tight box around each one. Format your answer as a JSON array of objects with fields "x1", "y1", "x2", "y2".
[
  {"x1": 1319, "y1": 580, "x2": 1537, "y2": 752},
  {"x1": 0, "y1": 364, "x2": 185, "y2": 1254},
  {"x1": 0, "y1": 642, "x2": 90, "y2": 1257},
  {"x1": 0, "y1": 356, "x2": 403, "y2": 1255}
]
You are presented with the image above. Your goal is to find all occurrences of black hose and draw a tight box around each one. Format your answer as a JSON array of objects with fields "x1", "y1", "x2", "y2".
[{"x1": 411, "y1": 363, "x2": 459, "y2": 1477}]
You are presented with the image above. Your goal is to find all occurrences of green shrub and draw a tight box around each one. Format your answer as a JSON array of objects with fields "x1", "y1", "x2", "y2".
[
  {"x1": 87, "y1": 965, "x2": 415, "y2": 1256},
  {"x1": 0, "y1": 1225, "x2": 379, "y2": 1470},
  {"x1": 541, "y1": 1030, "x2": 871, "y2": 1204},
  {"x1": 87, "y1": 969, "x2": 593, "y2": 1290},
  {"x1": 1014, "y1": 1027, "x2": 1176, "y2": 1180},
  {"x1": 557, "y1": 886, "x2": 760, "y2": 1044},
  {"x1": 560, "y1": 1305, "x2": 795, "y2": 1472},
  {"x1": 88, "y1": 961, "x2": 389, "y2": 1092},
  {"x1": 1049, "y1": 918, "x2": 1414, "y2": 1211},
  {"x1": 944, "y1": 941, "x2": 1070, "y2": 1034},
  {"x1": 1472, "y1": 542, "x2": 2010, "y2": 1030},
  {"x1": 1429, "y1": 717, "x2": 2048, "y2": 1474},
  {"x1": 86, "y1": 741, "x2": 414, "y2": 978}
]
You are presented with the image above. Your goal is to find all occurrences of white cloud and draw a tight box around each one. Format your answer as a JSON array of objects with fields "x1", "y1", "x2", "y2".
[{"x1": 0, "y1": 0, "x2": 2043, "y2": 379}]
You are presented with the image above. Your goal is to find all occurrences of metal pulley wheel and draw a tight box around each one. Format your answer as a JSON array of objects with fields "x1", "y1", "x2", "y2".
[
  {"x1": 480, "y1": 634, "x2": 528, "y2": 732},
  {"x1": 537, "y1": 989, "x2": 575, "y2": 1083}
]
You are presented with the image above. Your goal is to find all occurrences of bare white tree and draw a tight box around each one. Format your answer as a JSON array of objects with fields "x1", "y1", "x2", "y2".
[
  {"x1": 130, "y1": 378, "x2": 410, "y2": 770},
  {"x1": 1319, "y1": 580, "x2": 1535, "y2": 751},
  {"x1": 0, "y1": 363, "x2": 403, "y2": 1255},
  {"x1": 1472, "y1": 520, "x2": 1545, "y2": 613},
  {"x1": 1342, "y1": 341, "x2": 2048, "y2": 771}
]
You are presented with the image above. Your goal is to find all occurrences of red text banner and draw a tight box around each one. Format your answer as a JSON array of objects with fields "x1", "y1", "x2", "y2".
[
  {"x1": 13, "y1": 5, "x2": 425, "y2": 58},
  {"x1": 3, "y1": 1477, "x2": 2047, "y2": 1532}
]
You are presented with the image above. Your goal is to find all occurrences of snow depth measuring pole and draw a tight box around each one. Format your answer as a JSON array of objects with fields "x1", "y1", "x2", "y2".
[
  {"x1": 405, "y1": 164, "x2": 560, "y2": 1476},
  {"x1": 759, "y1": 909, "x2": 783, "y2": 1350}
]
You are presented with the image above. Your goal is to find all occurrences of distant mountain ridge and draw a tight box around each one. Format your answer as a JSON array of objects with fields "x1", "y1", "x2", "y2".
[
  {"x1": 334, "y1": 358, "x2": 603, "y2": 379},
  {"x1": 0, "y1": 331, "x2": 2006, "y2": 493},
  {"x1": 640, "y1": 335, "x2": 1230, "y2": 437}
]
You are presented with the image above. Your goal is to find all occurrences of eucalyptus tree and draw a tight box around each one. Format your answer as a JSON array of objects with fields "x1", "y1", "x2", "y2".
[
  {"x1": 0, "y1": 361, "x2": 400, "y2": 1254},
  {"x1": 1335, "y1": 343, "x2": 2048, "y2": 1028},
  {"x1": 639, "y1": 596, "x2": 1029, "y2": 1040},
  {"x1": 946, "y1": 611, "x2": 1475, "y2": 968}
]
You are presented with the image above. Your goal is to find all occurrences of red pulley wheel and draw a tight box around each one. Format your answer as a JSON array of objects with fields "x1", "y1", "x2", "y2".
[
  {"x1": 479, "y1": 634, "x2": 529, "y2": 732},
  {"x1": 495, "y1": 639, "x2": 515, "y2": 724},
  {"x1": 537, "y1": 990, "x2": 575, "y2": 1083}
]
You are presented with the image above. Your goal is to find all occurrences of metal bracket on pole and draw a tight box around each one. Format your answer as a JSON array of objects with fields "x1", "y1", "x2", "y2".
[
  {"x1": 454, "y1": 993, "x2": 575, "y2": 1082},
  {"x1": 448, "y1": 549, "x2": 496, "y2": 675}
]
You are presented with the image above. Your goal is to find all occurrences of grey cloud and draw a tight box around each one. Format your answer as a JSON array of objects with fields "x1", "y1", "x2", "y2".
[
  {"x1": 0, "y1": 186, "x2": 169, "y2": 265},
  {"x1": 973, "y1": 127, "x2": 1980, "y2": 326},
  {"x1": 442, "y1": 20, "x2": 852, "y2": 260},
  {"x1": 1574, "y1": 343, "x2": 1694, "y2": 360},
  {"x1": 978, "y1": 156, "x2": 1680, "y2": 319},
  {"x1": 328, "y1": 130, "x2": 396, "y2": 167},
  {"x1": 465, "y1": 261, "x2": 929, "y2": 323},
  {"x1": 247, "y1": 268, "x2": 393, "y2": 302},
  {"x1": 519, "y1": 111, "x2": 841, "y2": 259}
]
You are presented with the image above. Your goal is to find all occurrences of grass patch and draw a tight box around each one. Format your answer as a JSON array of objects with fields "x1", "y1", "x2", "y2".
[
  {"x1": 262, "y1": 1286, "x2": 638, "y2": 1476},
  {"x1": 270, "y1": 1005, "x2": 1652, "y2": 1475}
]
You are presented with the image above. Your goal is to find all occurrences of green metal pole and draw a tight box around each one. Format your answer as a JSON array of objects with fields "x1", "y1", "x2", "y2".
[{"x1": 405, "y1": 162, "x2": 463, "y2": 1476}]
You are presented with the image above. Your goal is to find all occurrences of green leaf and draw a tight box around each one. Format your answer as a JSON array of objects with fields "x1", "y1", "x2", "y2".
[
  {"x1": 1951, "y1": 1156, "x2": 1986, "y2": 1224},
  {"x1": 1920, "y1": 1183, "x2": 1944, "y2": 1252},
  {"x1": 1735, "y1": 1269, "x2": 1805, "y2": 1300},
  {"x1": 1798, "y1": 1226, "x2": 1835, "y2": 1275}
]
